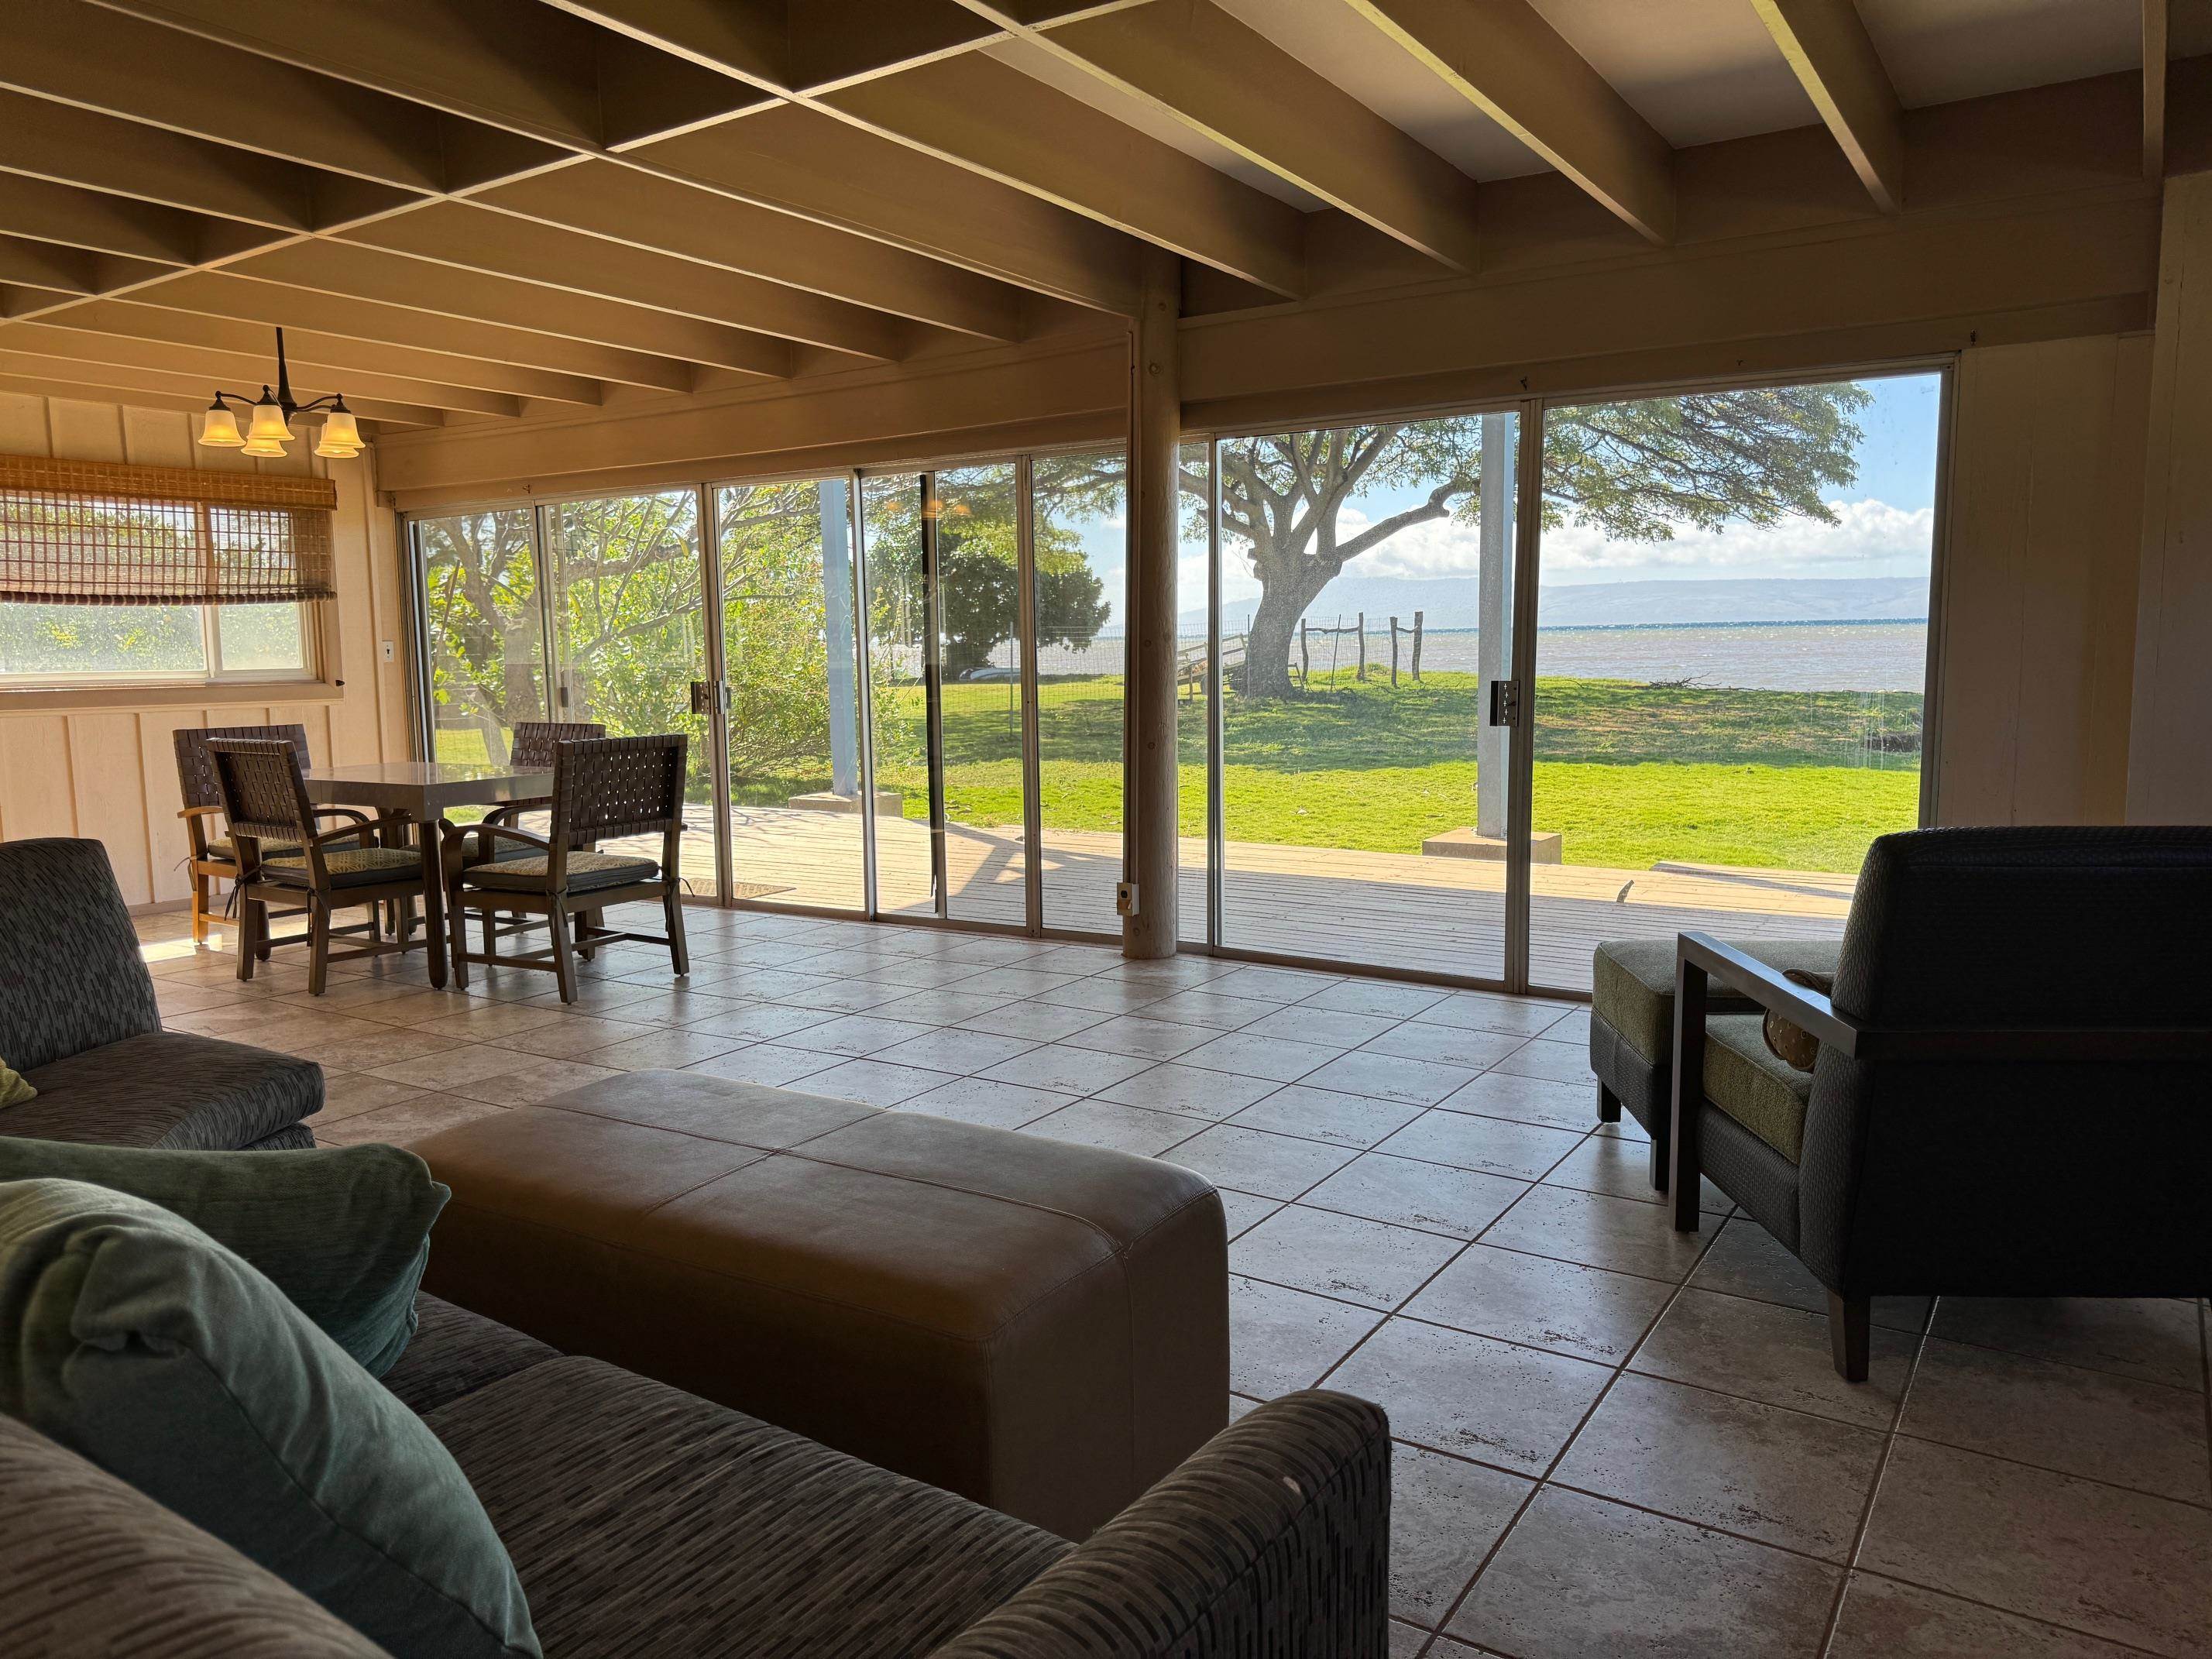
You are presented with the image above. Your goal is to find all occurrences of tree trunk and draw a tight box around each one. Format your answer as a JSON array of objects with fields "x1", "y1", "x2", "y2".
[{"x1": 1245, "y1": 578, "x2": 1316, "y2": 699}]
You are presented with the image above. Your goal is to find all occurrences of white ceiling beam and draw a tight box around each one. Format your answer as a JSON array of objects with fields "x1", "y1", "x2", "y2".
[
  {"x1": 1752, "y1": 0, "x2": 1906, "y2": 212},
  {"x1": 971, "y1": 0, "x2": 1482, "y2": 272},
  {"x1": 0, "y1": 92, "x2": 322, "y2": 232},
  {"x1": 822, "y1": 53, "x2": 1305, "y2": 294},
  {"x1": 473, "y1": 162, "x2": 1022, "y2": 340},
  {"x1": 126, "y1": 271, "x2": 699, "y2": 391},
  {"x1": 0, "y1": 349, "x2": 448, "y2": 426},
  {"x1": 336, "y1": 202, "x2": 908, "y2": 359},
  {"x1": 228, "y1": 242, "x2": 792, "y2": 380},
  {"x1": 0, "y1": 176, "x2": 204, "y2": 266},
  {"x1": 8, "y1": 0, "x2": 450, "y2": 192},
  {"x1": 1338, "y1": 0, "x2": 1676, "y2": 245},
  {"x1": 42, "y1": 300, "x2": 606, "y2": 405},
  {"x1": 644, "y1": 108, "x2": 1142, "y2": 313},
  {"x1": 0, "y1": 321, "x2": 526, "y2": 417}
]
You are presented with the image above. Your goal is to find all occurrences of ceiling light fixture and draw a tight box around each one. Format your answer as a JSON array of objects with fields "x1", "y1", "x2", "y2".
[{"x1": 197, "y1": 327, "x2": 363, "y2": 460}]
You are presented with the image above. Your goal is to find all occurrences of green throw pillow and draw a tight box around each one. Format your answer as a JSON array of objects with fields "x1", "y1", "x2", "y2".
[
  {"x1": 0, "y1": 1139, "x2": 445, "y2": 1377},
  {"x1": 0, "y1": 1178, "x2": 541, "y2": 1659},
  {"x1": 0, "y1": 1060, "x2": 33, "y2": 1110}
]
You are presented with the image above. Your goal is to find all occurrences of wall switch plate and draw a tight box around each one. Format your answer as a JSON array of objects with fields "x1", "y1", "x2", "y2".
[
  {"x1": 1115, "y1": 881, "x2": 1138, "y2": 916},
  {"x1": 380, "y1": 640, "x2": 396, "y2": 661}
]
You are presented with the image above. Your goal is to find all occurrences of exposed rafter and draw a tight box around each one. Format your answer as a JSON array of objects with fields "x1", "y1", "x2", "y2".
[
  {"x1": 644, "y1": 109, "x2": 1143, "y2": 314},
  {"x1": 0, "y1": 322, "x2": 524, "y2": 417},
  {"x1": 965, "y1": 0, "x2": 1484, "y2": 272},
  {"x1": 1752, "y1": 0, "x2": 1905, "y2": 212},
  {"x1": 0, "y1": 176, "x2": 203, "y2": 267},
  {"x1": 470, "y1": 163, "x2": 1023, "y2": 341},
  {"x1": 1338, "y1": 0, "x2": 1676, "y2": 245},
  {"x1": 24, "y1": 300, "x2": 606, "y2": 405},
  {"x1": 821, "y1": 53, "x2": 1307, "y2": 294},
  {"x1": 0, "y1": 348, "x2": 445, "y2": 427},
  {"x1": 335, "y1": 202, "x2": 909, "y2": 359},
  {"x1": 118, "y1": 272, "x2": 700, "y2": 392}
]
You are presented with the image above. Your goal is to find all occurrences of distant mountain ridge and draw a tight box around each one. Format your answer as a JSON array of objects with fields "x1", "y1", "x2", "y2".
[{"x1": 1179, "y1": 575, "x2": 1928, "y2": 633}]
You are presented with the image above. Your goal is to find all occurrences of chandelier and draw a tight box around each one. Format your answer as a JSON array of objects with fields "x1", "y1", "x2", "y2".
[{"x1": 196, "y1": 327, "x2": 362, "y2": 460}]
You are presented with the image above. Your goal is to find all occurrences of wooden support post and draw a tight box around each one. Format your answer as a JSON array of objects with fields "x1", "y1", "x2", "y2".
[
  {"x1": 1355, "y1": 611, "x2": 1367, "y2": 680},
  {"x1": 1412, "y1": 610, "x2": 1425, "y2": 680},
  {"x1": 1125, "y1": 245, "x2": 1180, "y2": 959},
  {"x1": 1390, "y1": 615, "x2": 1400, "y2": 686}
]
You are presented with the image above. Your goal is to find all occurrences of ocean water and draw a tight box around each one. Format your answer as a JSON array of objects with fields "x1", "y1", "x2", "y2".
[{"x1": 1037, "y1": 620, "x2": 1931, "y2": 695}]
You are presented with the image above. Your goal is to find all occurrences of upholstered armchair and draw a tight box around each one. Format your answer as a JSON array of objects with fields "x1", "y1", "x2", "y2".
[{"x1": 1667, "y1": 826, "x2": 2212, "y2": 1379}]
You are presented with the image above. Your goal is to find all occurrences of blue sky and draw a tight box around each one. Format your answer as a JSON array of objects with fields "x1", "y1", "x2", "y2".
[{"x1": 1073, "y1": 369, "x2": 1946, "y2": 619}]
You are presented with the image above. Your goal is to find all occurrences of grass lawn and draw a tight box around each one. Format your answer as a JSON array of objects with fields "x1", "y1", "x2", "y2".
[{"x1": 434, "y1": 669, "x2": 1923, "y2": 874}]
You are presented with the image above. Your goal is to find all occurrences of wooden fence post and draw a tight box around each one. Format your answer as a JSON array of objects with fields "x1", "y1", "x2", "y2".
[
  {"x1": 1411, "y1": 611, "x2": 1425, "y2": 680},
  {"x1": 1299, "y1": 617, "x2": 1309, "y2": 687},
  {"x1": 1389, "y1": 616, "x2": 1400, "y2": 686},
  {"x1": 1355, "y1": 612, "x2": 1366, "y2": 681}
]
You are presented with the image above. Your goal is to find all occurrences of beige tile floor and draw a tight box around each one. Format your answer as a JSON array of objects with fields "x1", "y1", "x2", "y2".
[{"x1": 138, "y1": 905, "x2": 2212, "y2": 1659}]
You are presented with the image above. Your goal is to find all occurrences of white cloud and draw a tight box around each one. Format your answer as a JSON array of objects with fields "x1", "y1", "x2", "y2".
[{"x1": 1323, "y1": 498, "x2": 1934, "y2": 584}]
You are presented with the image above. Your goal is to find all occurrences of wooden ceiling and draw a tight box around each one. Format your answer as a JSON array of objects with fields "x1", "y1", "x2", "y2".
[{"x1": 0, "y1": 0, "x2": 2181, "y2": 437}]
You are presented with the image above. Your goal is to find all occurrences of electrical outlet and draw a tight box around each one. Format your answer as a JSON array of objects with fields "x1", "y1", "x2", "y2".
[
  {"x1": 380, "y1": 640, "x2": 396, "y2": 662},
  {"x1": 1115, "y1": 881, "x2": 1138, "y2": 916}
]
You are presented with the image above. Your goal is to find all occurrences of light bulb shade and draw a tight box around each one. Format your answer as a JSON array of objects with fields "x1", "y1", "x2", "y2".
[
  {"x1": 239, "y1": 437, "x2": 290, "y2": 459},
  {"x1": 244, "y1": 391, "x2": 292, "y2": 445},
  {"x1": 197, "y1": 401, "x2": 243, "y2": 448},
  {"x1": 314, "y1": 404, "x2": 362, "y2": 457}
]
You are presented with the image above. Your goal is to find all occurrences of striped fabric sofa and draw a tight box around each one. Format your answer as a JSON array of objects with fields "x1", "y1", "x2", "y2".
[
  {"x1": 2, "y1": 1293, "x2": 1393, "y2": 1657},
  {"x1": 0, "y1": 839, "x2": 322, "y2": 1151}
]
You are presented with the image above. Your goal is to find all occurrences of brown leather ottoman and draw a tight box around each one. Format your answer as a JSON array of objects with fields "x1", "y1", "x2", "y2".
[{"x1": 410, "y1": 1070, "x2": 1228, "y2": 1540}]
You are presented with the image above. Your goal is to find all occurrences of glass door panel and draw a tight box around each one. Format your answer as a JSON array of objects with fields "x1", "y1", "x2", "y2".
[
  {"x1": 933, "y1": 461, "x2": 1026, "y2": 927},
  {"x1": 415, "y1": 507, "x2": 547, "y2": 766},
  {"x1": 860, "y1": 473, "x2": 936, "y2": 918},
  {"x1": 716, "y1": 478, "x2": 865, "y2": 912},
  {"x1": 1527, "y1": 373, "x2": 1940, "y2": 991},
  {"x1": 1178, "y1": 441, "x2": 1212, "y2": 946},
  {"x1": 543, "y1": 489, "x2": 715, "y2": 897},
  {"x1": 1031, "y1": 448, "x2": 1126, "y2": 935},
  {"x1": 1214, "y1": 412, "x2": 1519, "y2": 982}
]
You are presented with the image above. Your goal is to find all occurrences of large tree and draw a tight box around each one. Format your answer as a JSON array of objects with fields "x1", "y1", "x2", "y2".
[{"x1": 1187, "y1": 385, "x2": 1871, "y2": 699}]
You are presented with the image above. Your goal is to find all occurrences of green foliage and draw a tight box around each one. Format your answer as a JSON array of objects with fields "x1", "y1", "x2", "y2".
[{"x1": 1192, "y1": 386, "x2": 1874, "y2": 698}]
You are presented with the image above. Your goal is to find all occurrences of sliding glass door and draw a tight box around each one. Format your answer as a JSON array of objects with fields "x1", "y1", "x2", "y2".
[
  {"x1": 1524, "y1": 373, "x2": 1940, "y2": 990},
  {"x1": 933, "y1": 462, "x2": 1028, "y2": 927},
  {"x1": 415, "y1": 506, "x2": 548, "y2": 765},
  {"x1": 1210, "y1": 410, "x2": 1523, "y2": 984},
  {"x1": 715, "y1": 476, "x2": 866, "y2": 912}
]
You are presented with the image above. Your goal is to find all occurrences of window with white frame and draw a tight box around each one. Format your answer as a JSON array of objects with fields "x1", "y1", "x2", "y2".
[{"x1": 0, "y1": 454, "x2": 331, "y2": 685}]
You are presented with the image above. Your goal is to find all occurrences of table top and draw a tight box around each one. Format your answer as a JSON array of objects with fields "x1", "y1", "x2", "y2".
[{"x1": 302, "y1": 761, "x2": 554, "y2": 814}]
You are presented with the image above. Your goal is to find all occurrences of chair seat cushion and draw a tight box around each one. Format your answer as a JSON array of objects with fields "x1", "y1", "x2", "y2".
[
  {"x1": 265, "y1": 847, "x2": 423, "y2": 889},
  {"x1": 1593, "y1": 936, "x2": 1844, "y2": 1067},
  {"x1": 207, "y1": 836, "x2": 299, "y2": 862},
  {"x1": 422, "y1": 1355, "x2": 1070, "y2": 1659},
  {"x1": 3, "y1": 1031, "x2": 321, "y2": 1150},
  {"x1": 1702, "y1": 1013, "x2": 1814, "y2": 1163},
  {"x1": 462, "y1": 852, "x2": 659, "y2": 895}
]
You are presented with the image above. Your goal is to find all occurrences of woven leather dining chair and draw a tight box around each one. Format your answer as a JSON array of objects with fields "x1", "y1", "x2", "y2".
[
  {"x1": 172, "y1": 723, "x2": 341, "y2": 944},
  {"x1": 442, "y1": 733, "x2": 689, "y2": 1003},
  {"x1": 204, "y1": 738, "x2": 431, "y2": 995}
]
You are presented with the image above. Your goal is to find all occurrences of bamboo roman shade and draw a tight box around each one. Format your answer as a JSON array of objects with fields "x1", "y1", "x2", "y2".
[{"x1": 0, "y1": 453, "x2": 338, "y2": 606}]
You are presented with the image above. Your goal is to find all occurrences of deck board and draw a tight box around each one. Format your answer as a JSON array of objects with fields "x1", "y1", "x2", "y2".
[{"x1": 598, "y1": 807, "x2": 1853, "y2": 992}]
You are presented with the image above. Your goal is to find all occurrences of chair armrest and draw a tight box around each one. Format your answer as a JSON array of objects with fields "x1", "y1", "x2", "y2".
[
  {"x1": 444, "y1": 823, "x2": 551, "y2": 877},
  {"x1": 303, "y1": 820, "x2": 386, "y2": 850},
  {"x1": 1677, "y1": 931, "x2": 2212, "y2": 1063},
  {"x1": 1678, "y1": 932, "x2": 1860, "y2": 1056},
  {"x1": 177, "y1": 804, "x2": 222, "y2": 821},
  {"x1": 928, "y1": 1391, "x2": 1391, "y2": 1659},
  {"x1": 307, "y1": 805, "x2": 372, "y2": 828}
]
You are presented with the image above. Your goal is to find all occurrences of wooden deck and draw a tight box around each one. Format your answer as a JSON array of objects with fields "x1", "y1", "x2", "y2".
[{"x1": 606, "y1": 807, "x2": 1853, "y2": 991}]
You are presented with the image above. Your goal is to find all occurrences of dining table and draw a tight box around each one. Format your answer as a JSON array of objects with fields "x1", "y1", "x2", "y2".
[{"x1": 301, "y1": 761, "x2": 553, "y2": 988}]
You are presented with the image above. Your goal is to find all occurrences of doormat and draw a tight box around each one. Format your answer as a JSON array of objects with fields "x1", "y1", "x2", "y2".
[{"x1": 730, "y1": 882, "x2": 794, "y2": 901}]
